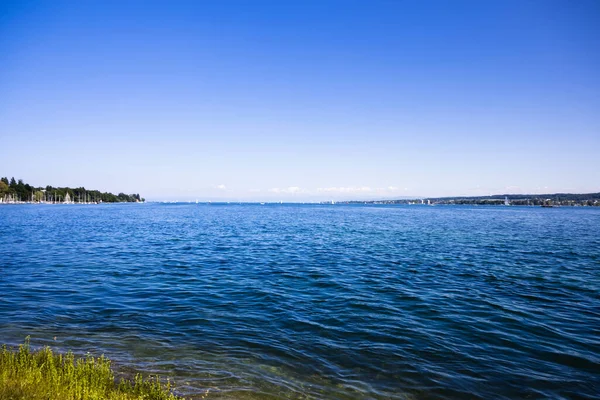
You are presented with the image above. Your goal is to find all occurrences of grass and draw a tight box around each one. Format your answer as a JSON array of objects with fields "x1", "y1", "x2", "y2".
[{"x1": 0, "y1": 337, "x2": 185, "y2": 400}]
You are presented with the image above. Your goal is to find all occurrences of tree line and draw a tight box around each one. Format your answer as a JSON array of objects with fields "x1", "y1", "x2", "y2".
[
  {"x1": 348, "y1": 192, "x2": 600, "y2": 207},
  {"x1": 0, "y1": 176, "x2": 144, "y2": 204}
]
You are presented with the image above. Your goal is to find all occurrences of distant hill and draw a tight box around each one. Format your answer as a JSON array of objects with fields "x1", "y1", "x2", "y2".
[{"x1": 347, "y1": 193, "x2": 600, "y2": 206}]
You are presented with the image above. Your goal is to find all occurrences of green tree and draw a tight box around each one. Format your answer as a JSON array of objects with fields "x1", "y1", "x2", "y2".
[
  {"x1": 0, "y1": 176, "x2": 143, "y2": 203},
  {"x1": 0, "y1": 181, "x2": 8, "y2": 196}
]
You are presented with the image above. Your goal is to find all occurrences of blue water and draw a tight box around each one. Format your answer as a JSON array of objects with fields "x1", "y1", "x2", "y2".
[{"x1": 1, "y1": 204, "x2": 599, "y2": 399}]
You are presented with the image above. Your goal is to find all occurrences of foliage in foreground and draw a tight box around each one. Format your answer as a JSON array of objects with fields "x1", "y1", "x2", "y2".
[{"x1": 0, "y1": 338, "x2": 182, "y2": 400}]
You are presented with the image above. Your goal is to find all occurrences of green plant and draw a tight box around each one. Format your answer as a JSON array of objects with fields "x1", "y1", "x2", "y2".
[{"x1": 0, "y1": 337, "x2": 184, "y2": 400}]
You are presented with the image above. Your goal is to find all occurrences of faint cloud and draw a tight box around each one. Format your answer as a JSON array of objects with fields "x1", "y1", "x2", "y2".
[
  {"x1": 317, "y1": 186, "x2": 372, "y2": 193},
  {"x1": 384, "y1": 186, "x2": 408, "y2": 192},
  {"x1": 533, "y1": 186, "x2": 550, "y2": 193},
  {"x1": 269, "y1": 187, "x2": 305, "y2": 194},
  {"x1": 216, "y1": 184, "x2": 227, "y2": 190},
  {"x1": 315, "y1": 185, "x2": 410, "y2": 198}
]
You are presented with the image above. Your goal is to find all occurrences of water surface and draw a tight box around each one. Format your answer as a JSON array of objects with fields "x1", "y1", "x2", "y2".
[{"x1": 1, "y1": 204, "x2": 599, "y2": 399}]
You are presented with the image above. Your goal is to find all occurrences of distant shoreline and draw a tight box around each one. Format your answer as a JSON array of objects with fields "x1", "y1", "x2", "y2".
[
  {"x1": 0, "y1": 201, "x2": 144, "y2": 205},
  {"x1": 345, "y1": 192, "x2": 600, "y2": 207},
  {"x1": 0, "y1": 176, "x2": 143, "y2": 204}
]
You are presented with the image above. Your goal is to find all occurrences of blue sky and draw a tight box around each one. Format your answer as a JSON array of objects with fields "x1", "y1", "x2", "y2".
[{"x1": 1, "y1": 0, "x2": 598, "y2": 201}]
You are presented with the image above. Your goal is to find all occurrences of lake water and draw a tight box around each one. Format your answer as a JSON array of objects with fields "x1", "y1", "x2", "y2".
[{"x1": 1, "y1": 203, "x2": 599, "y2": 399}]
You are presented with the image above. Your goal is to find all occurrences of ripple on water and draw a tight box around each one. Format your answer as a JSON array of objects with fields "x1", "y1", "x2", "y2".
[{"x1": 0, "y1": 204, "x2": 599, "y2": 399}]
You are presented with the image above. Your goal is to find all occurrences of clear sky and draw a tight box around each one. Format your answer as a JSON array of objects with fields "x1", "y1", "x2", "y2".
[{"x1": 1, "y1": 0, "x2": 598, "y2": 201}]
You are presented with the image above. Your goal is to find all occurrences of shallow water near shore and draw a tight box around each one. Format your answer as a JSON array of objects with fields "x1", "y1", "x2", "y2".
[{"x1": 1, "y1": 203, "x2": 599, "y2": 399}]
